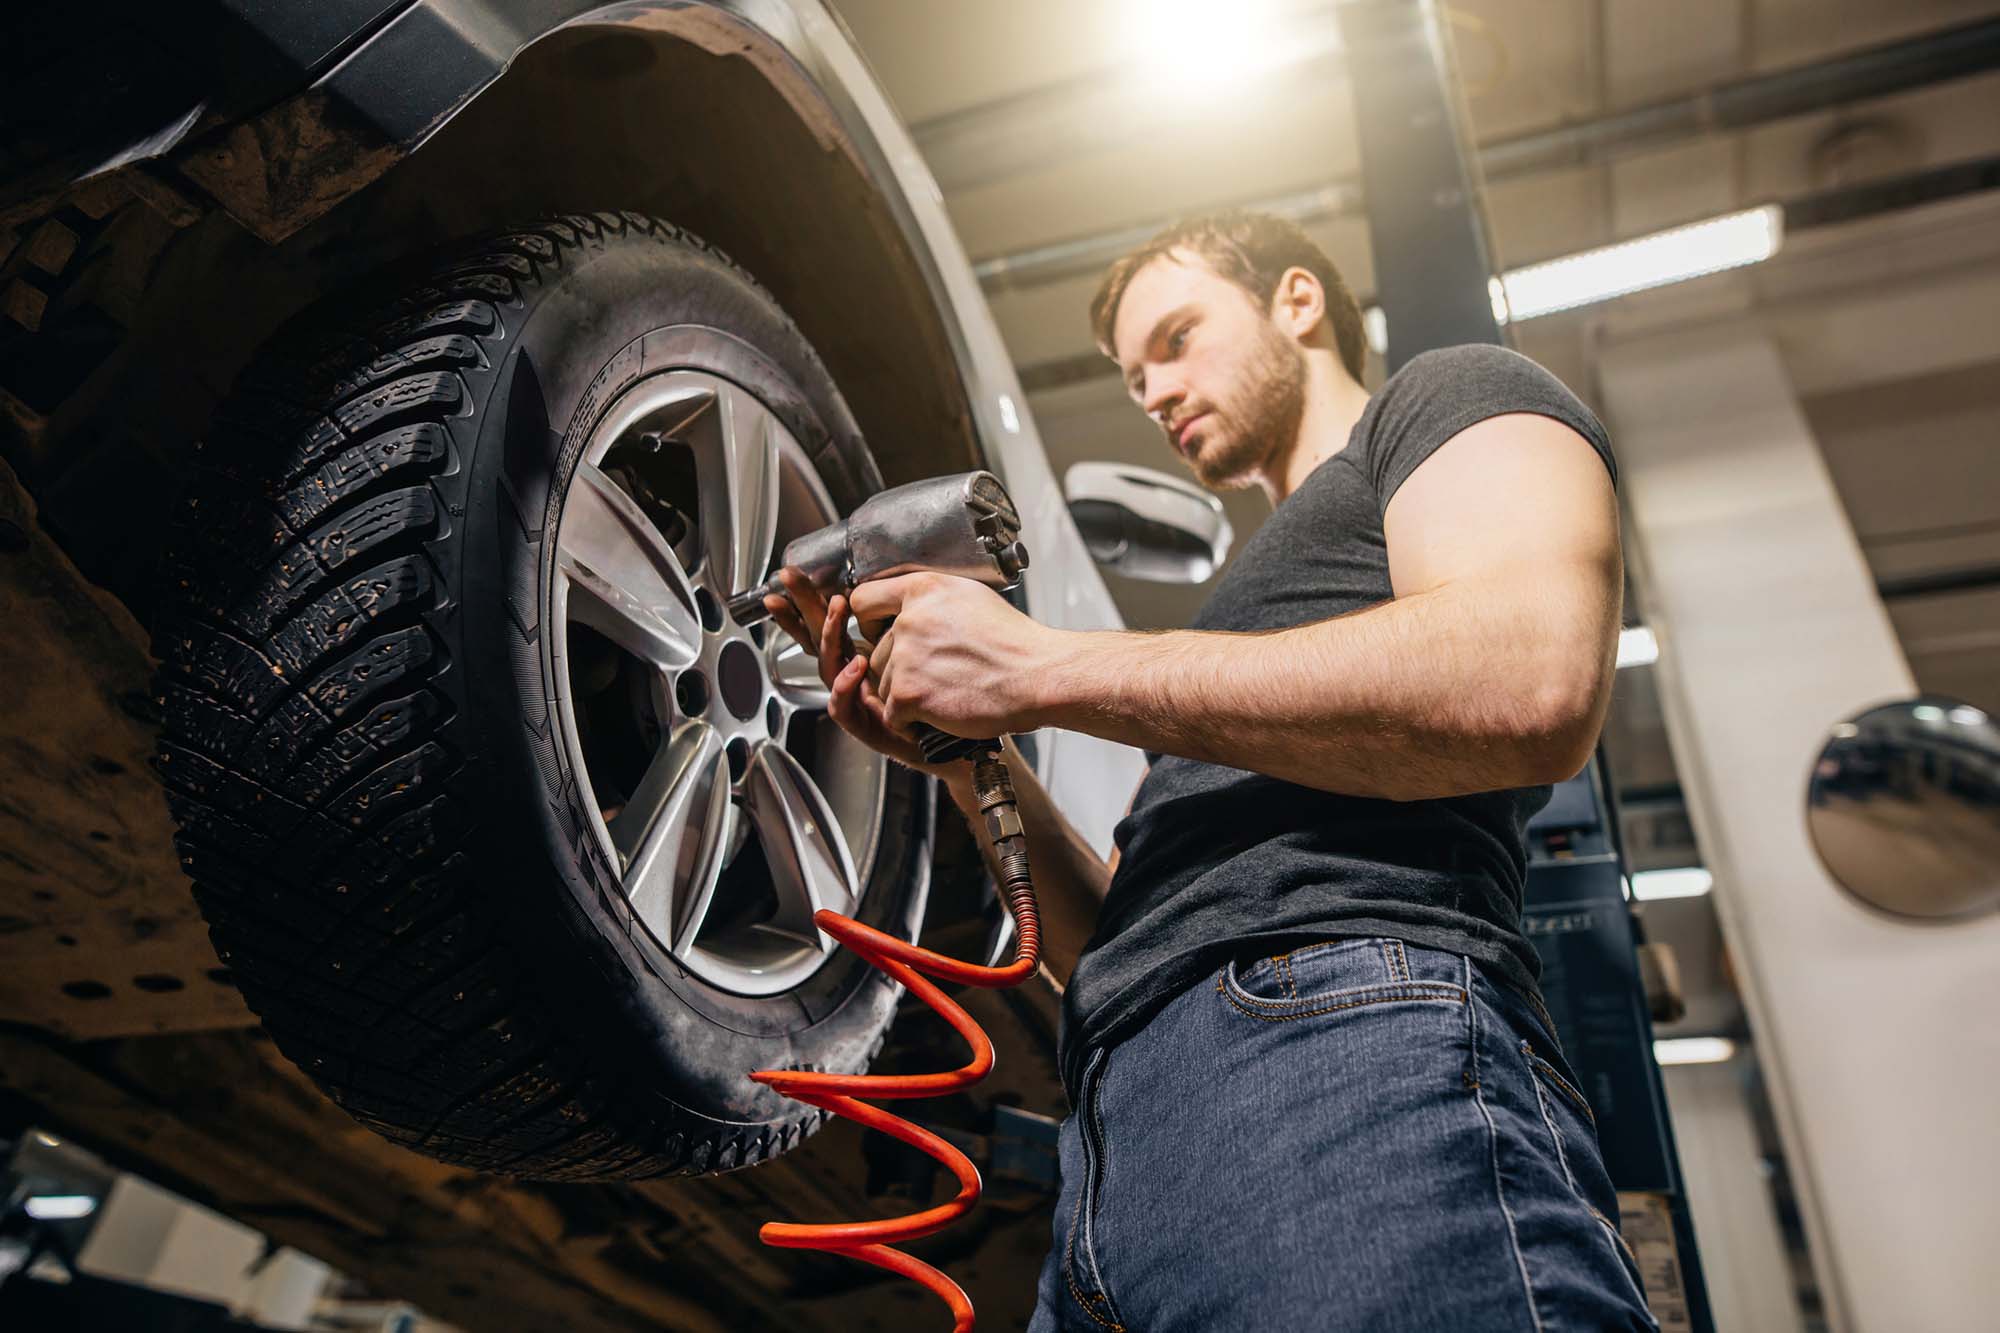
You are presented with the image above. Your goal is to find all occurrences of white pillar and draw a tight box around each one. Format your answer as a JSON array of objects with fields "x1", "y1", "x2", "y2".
[
  {"x1": 1660, "y1": 1059, "x2": 1804, "y2": 1333},
  {"x1": 1599, "y1": 321, "x2": 2000, "y2": 1333}
]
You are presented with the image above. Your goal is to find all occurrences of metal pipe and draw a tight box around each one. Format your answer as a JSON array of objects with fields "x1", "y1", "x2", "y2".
[
  {"x1": 1011, "y1": 152, "x2": 2000, "y2": 393},
  {"x1": 974, "y1": 17, "x2": 2000, "y2": 292}
]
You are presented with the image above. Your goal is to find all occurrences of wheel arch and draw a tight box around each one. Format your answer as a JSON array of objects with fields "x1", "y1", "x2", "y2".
[
  {"x1": 375, "y1": 11, "x2": 987, "y2": 494},
  {"x1": 7, "y1": 5, "x2": 988, "y2": 625},
  {"x1": 293, "y1": 8, "x2": 988, "y2": 495}
]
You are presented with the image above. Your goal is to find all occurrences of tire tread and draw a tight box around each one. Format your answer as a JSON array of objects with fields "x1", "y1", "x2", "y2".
[{"x1": 154, "y1": 214, "x2": 868, "y2": 1179}]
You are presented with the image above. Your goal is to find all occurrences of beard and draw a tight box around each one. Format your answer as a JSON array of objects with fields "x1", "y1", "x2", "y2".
[{"x1": 1181, "y1": 321, "x2": 1308, "y2": 491}]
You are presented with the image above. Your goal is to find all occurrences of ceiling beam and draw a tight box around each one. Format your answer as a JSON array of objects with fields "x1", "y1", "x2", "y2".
[
  {"x1": 974, "y1": 17, "x2": 2000, "y2": 292},
  {"x1": 1012, "y1": 156, "x2": 2000, "y2": 393}
]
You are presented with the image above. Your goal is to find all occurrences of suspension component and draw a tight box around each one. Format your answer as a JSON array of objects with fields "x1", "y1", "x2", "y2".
[{"x1": 752, "y1": 750, "x2": 1038, "y2": 1332}]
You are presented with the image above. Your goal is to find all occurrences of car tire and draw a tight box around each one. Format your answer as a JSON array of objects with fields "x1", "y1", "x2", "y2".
[{"x1": 154, "y1": 212, "x2": 931, "y2": 1180}]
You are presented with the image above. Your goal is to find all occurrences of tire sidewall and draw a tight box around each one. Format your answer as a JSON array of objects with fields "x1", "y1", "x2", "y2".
[{"x1": 458, "y1": 225, "x2": 929, "y2": 1124}]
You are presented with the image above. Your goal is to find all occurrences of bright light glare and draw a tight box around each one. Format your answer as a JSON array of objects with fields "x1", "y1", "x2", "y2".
[
  {"x1": 1631, "y1": 867, "x2": 1712, "y2": 901},
  {"x1": 1616, "y1": 626, "x2": 1658, "y2": 669},
  {"x1": 25, "y1": 1195, "x2": 98, "y2": 1221},
  {"x1": 1911, "y1": 704, "x2": 1946, "y2": 723},
  {"x1": 1129, "y1": 0, "x2": 1298, "y2": 94},
  {"x1": 1948, "y1": 704, "x2": 1988, "y2": 727},
  {"x1": 1362, "y1": 305, "x2": 1388, "y2": 356},
  {"x1": 1493, "y1": 206, "x2": 1783, "y2": 324},
  {"x1": 1654, "y1": 1037, "x2": 1736, "y2": 1066}
]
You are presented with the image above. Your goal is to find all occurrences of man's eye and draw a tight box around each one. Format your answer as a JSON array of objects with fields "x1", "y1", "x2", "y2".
[{"x1": 1168, "y1": 328, "x2": 1188, "y2": 354}]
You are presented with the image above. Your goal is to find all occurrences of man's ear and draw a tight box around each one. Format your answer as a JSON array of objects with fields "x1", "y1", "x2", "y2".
[{"x1": 1270, "y1": 266, "x2": 1327, "y2": 341}]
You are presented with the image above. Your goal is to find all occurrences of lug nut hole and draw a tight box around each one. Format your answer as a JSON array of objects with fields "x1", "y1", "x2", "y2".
[
  {"x1": 675, "y1": 671, "x2": 710, "y2": 718},
  {"x1": 695, "y1": 588, "x2": 725, "y2": 633}
]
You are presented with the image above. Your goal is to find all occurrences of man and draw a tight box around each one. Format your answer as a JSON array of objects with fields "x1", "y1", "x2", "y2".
[{"x1": 765, "y1": 211, "x2": 1652, "y2": 1331}]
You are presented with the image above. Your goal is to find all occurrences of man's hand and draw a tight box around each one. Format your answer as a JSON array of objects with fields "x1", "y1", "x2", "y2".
[
  {"x1": 762, "y1": 568, "x2": 943, "y2": 776},
  {"x1": 847, "y1": 572, "x2": 1061, "y2": 740}
]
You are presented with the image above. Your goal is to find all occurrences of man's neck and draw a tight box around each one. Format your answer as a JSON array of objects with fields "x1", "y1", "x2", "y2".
[{"x1": 1258, "y1": 355, "x2": 1372, "y2": 507}]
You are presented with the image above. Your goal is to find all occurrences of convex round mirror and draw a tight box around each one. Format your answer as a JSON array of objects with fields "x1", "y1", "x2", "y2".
[
  {"x1": 1065, "y1": 462, "x2": 1233, "y2": 584},
  {"x1": 1806, "y1": 696, "x2": 2000, "y2": 919}
]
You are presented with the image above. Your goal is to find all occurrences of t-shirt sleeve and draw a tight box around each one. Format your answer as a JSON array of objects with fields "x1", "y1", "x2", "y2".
[{"x1": 1358, "y1": 343, "x2": 1617, "y2": 511}]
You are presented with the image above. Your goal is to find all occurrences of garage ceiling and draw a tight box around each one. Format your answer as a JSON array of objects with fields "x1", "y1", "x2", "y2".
[
  {"x1": 832, "y1": 0, "x2": 2000, "y2": 1046},
  {"x1": 833, "y1": 0, "x2": 2000, "y2": 710},
  {"x1": 835, "y1": 0, "x2": 2000, "y2": 694}
]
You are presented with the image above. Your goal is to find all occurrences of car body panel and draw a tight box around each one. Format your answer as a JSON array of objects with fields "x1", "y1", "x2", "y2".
[{"x1": 14, "y1": 0, "x2": 1146, "y2": 852}]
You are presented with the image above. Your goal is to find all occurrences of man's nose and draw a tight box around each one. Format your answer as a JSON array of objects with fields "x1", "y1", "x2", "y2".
[{"x1": 1141, "y1": 371, "x2": 1184, "y2": 423}]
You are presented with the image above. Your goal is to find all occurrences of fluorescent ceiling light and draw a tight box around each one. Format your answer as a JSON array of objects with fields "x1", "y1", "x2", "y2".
[
  {"x1": 1631, "y1": 867, "x2": 1712, "y2": 901},
  {"x1": 25, "y1": 1194, "x2": 98, "y2": 1221},
  {"x1": 1493, "y1": 206, "x2": 1783, "y2": 324},
  {"x1": 1654, "y1": 1036, "x2": 1736, "y2": 1066},
  {"x1": 1616, "y1": 626, "x2": 1658, "y2": 669}
]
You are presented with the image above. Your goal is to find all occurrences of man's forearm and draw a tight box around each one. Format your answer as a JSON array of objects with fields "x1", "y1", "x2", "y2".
[
  {"x1": 942, "y1": 737, "x2": 1107, "y2": 986},
  {"x1": 1033, "y1": 572, "x2": 1614, "y2": 803}
]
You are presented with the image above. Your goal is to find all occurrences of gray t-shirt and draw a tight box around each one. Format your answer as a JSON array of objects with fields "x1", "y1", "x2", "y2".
[{"x1": 1059, "y1": 343, "x2": 1618, "y2": 1103}]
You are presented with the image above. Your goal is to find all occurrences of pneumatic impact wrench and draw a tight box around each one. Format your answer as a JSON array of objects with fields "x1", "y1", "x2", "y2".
[{"x1": 731, "y1": 471, "x2": 1042, "y2": 1332}]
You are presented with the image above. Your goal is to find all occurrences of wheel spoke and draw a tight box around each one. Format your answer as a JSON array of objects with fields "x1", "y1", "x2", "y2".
[
  {"x1": 559, "y1": 462, "x2": 702, "y2": 670},
  {"x1": 767, "y1": 635, "x2": 830, "y2": 711},
  {"x1": 742, "y1": 739, "x2": 859, "y2": 949},
  {"x1": 612, "y1": 721, "x2": 733, "y2": 954},
  {"x1": 695, "y1": 382, "x2": 781, "y2": 596}
]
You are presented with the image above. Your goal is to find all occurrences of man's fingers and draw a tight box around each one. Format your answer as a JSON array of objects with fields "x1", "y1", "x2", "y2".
[
  {"x1": 847, "y1": 573, "x2": 925, "y2": 630},
  {"x1": 859, "y1": 677, "x2": 914, "y2": 740},
  {"x1": 763, "y1": 594, "x2": 810, "y2": 651},
  {"x1": 777, "y1": 567, "x2": 829, "y2": 635},
  {"x1": 819, "y1": 593, "x2": 855, "y2": 686},
  {"x1": 826, "y1": 656, "x2": 867, "y2": 730}
]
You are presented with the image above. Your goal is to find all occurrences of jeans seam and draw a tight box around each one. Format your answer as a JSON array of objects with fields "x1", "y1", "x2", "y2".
[
  {"x1": 1216, "y1": 971, "x2": 1465, "y2": 1022},
  {"x1": 1528, "y1": 1048, "x2": 1656, "y2": 1320},
  {"x1": 1468, "y1": 957, "x2": 1547, "y2": 1333},
  {"x1": 1278, "y1": 951, "x2": 1297, "y2": 998},
  {"x1": 1589, "y1": 1203, "x2": 1653, "y2": 1311},
  {"x1": 1062, "y1": 1189, "x2": 1126, "y2": 1332},
  {"x1": 1523, "y1": 1045, "x2": 1596, "y2": 1127},
  {"x1": 1067, "y1": 1048, "x2": 1126, "y2": 1331},
  {"x1": 1530, "y1": 1074, "x2": 1581, "y2": 1194}
]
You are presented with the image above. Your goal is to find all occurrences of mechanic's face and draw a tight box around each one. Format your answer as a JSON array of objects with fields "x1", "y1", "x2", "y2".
[{"x1": 1111, "y1": 253, "x2": 1307, "y2": 492}]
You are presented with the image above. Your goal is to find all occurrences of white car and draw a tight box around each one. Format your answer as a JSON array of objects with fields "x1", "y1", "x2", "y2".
[{"x1": 1, "y1": 0, "x2": 1227, "y2": 1193}]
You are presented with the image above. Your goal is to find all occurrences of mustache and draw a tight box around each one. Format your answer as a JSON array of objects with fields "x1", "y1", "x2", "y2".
[{"x1": 1163, "y1": 403, "x2": 1216, "y2": 435}]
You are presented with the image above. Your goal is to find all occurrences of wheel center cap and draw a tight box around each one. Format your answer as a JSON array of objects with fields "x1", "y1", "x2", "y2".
[{"x1": 716, "y1": 638, "x2": 764, "y2": 721}]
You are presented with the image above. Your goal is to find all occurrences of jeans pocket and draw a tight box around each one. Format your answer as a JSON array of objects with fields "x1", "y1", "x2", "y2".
[
  {"x1": 1218, "y1": 937, "x2": 1466, "y2": 1021},
  {"x1": 1524, "y1": 1040, "x2": 1653, "y2": 1315}
]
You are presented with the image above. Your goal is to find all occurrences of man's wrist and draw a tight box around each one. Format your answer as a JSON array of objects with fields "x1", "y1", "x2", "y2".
[{"x1": 1019, "y1": 627, "x2": 1114, "y2": 733}]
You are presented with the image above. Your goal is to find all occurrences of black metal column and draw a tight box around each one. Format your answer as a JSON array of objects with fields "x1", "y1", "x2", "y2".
[
  {"x1": 1335, "y1": 4, "x2": 1712, "y2": 1328},
  {"x1": 1338, "y1": 0, "x2": 1503, "y2": 370}
]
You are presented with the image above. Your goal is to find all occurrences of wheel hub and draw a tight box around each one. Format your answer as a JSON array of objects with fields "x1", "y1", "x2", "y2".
[{"x1": 548, "y1": 369, "x2": 887, "y2": 997}]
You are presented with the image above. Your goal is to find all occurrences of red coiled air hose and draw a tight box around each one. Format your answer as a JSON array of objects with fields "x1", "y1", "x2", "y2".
[{"x1": 752, "y1": 753, "x2": 1039, "y2": 1333}]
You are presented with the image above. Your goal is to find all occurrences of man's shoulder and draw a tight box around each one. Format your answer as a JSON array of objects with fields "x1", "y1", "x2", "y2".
[{"x1": 1380, "y1": 343, "x2": 1558, "y2": 397}]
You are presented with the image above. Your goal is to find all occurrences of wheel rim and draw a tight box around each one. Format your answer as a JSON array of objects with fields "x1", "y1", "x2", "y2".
[{"x1": 550, "y1": 369, "x2": 888, "y2": 996}]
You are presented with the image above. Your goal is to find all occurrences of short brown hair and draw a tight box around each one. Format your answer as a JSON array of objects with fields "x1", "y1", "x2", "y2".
[{"x1": 1089, "y1": 210, "x2": 1368, "y2": 381}]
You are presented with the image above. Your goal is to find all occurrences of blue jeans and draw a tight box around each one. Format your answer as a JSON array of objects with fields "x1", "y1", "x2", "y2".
[{"x1": 1029, "y1": 937, "x2": 1657, "y2": 1331}]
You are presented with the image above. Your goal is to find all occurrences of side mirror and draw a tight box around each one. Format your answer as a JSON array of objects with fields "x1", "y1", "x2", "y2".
[{"x1": 1063, "y1": 462, "x2": 1234, "y2": 584}]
